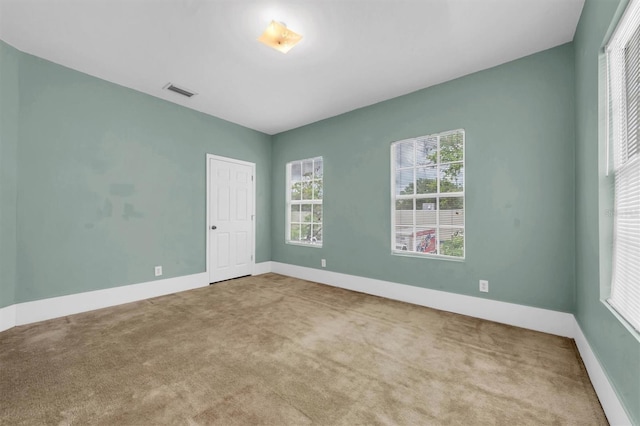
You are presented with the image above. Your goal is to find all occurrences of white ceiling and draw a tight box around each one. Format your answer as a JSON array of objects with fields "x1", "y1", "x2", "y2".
[{"x1": 0, "y1": 0, "x2": 584, "y2": 135}]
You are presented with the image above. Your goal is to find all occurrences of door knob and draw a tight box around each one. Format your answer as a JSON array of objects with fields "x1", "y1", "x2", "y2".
[{"x1": 211, "y1": 225, "x2": 217, "y2": 230}]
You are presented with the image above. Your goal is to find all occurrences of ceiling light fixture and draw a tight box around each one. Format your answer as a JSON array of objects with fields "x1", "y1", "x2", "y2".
[{"x1": 258, "y1": 20, "x2": 302, "y2": 54}]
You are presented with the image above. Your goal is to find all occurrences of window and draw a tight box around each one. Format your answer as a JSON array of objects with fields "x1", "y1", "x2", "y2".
[
  {"x1": 606, "y1": 0, "x2": 640, "y2": 332},
  {"x1": 391, "y1": 130, "x2": 465, "y2": 259},
  {"x1": 286, "y1": 157, "x2": 323, "y2": 246}
]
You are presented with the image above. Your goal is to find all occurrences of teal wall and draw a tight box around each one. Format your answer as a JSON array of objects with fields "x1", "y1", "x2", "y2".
[
  {"x1": 0, "y1": 42, "x2": 19, "y2": 308},
  {"x1": 7, "y1": 43, "x2": 271, "y2": 303},
  {"x1": 574, "y1": 0, "x2": 640, "y2": 423},
  {"x1": 272, "y1": 44, "x2": 576, "y2": 312}
]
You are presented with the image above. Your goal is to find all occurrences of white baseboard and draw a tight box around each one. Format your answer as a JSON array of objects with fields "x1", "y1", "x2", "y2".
[
  {"x1": 253, "y1": 261, "x2": 272, "y2": 275},
  {"x1": 271, "y1": 262, "x2": 575, "y2": 337},
  {"x1": 573, "y1": 319, "x2": 632, "y2": 425},
  {"x1": 1, "y1": 264, "x2": 270, "y2": 331},
  {"x1": 0, "y1": 304, "x2": 16, "y2": 332},
  {"x1": 3, "y1": 273, "x2": 208, "y2": 329}
]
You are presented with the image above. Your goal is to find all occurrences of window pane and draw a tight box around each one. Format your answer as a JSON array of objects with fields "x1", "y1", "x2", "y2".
[
  {"x1": 395, "y1": 226, "x2": 413, "y2": 251},
  {"x1": 440, "y1": 163, "x2": 464, "y2": 192},
  {"x1": 290, "y1": 224, "x2": 301, "y2": 241},
  {"x1": 440, "y1": 228, "x2": 464, "y2": 258},
  {"x1": 290, "y1": 182, "x2": 302, "y2": 201},
  {"x1": 625, "y1": 24, "x2": 640, "y2": 163},
  {"x1": 313, "y1": 180, "x2": 323, "y2": 200},
  {"x1": 416, "y1": 198, "x2": 437, "y2": 227},
  {"x1": 314, "y1": 158, "x2": 323, "y2": 178},
  {"x1": 416, "y1": 167, "x2": 437, "y2": 195},
  {"x1": 300, "y1": 181, "x2": 313, "y2": 200},
  {"x1": 395, "y1": 141, "x2": 414, "y2": 168},
  {"x1": 301, "y1": 224, "x2": 311, "y2": 241},
  {"x1": 440, "y1": 132, "x2": 464, "y2": 162},
  {"x1": 290, "y1": 204, "x2": 301, "y2": 222},
  {"x1": 291, "y1": 162, "x2": 302, "y2": 182},
  {"x1": 395, "y1": 200, "x2": 414, "y2": 226},
  {"x1": 302, "y1": 160, "x2": 314, "y2": 180},
  {"x1": 439, "y1": 197, "x2": 464, "y2": 226},
  {"x1": 416, "y1": 198, "x2": 437, "y2": 211},
  {"x1": 312, "y1": 225, "x2": 322, "y2": 243},
  {"x1": 396, "y1": 169, "x2": 414, "y2": 195},
  {"x1": 301, "y1": 204, "x2": 312, "y2": 223},
  {"x1": 313, "y1": 204, "x2": 322, "y2": 222},
  {"x1": 414, "y1": 228, "x2": 437, "y2": 254},
  {"x1": 416, "y1": 136, "x2": 438, "y2": 166}
]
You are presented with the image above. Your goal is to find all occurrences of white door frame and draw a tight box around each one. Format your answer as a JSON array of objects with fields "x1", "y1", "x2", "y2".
[{"x1": 205, "y1": 154, "x2": 256, "y2": 282}]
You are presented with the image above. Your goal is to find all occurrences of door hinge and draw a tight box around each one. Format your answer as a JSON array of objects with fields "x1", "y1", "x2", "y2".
[
  {"x1": 251, "y1": 215, "x2": 254, "y2": 220},
  {"x1": 251, "y1": 175, "x2": 254, "y2": 181},
  {"x1": 251, "y1": 255, "x2": 254, "y2": 261}
]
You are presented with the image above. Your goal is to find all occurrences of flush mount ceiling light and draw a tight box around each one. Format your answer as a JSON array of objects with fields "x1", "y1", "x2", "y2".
[{"x1": 258, "y1": 20, "x2": 302, "y2": 54}]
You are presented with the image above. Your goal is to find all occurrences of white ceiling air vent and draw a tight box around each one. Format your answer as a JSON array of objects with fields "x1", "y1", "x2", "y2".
[{"x1": 163, "y1": 83, "x2": 197, "y2": 98}]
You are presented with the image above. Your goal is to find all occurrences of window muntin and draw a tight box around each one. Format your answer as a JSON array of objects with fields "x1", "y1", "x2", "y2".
[
  {"x1": 286, "y1": 157, "x2": 323, "y2": 246},
  {"x1": 392, "y1": 130, "x2": 465, "y2": 259},
  {"x1": 606, "y1": 0, "x2": 640, "y2": 333}
]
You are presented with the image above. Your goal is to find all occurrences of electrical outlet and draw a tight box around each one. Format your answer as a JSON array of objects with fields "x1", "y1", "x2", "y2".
[
  {"x1": 321, "y1": 259, "x2": 326, "y2": 268},
  {"x1": 479, "y1": 280, "x2": 489, "y2": 293},
  {"x1": 155, "y1": 266, "x2": 163, "y2": 277}
]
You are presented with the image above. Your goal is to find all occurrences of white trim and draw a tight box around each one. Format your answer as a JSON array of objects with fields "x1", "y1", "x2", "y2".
[
  {"x1": 606, "y1": 0, "x2": 640, "y2": 52},
  {"x1": 0, "y1": 304, "x2": 16, "y2": 332},
  {"x1": 252, "y1": 261, "x2": 272, "y2": 275},
  {"x1": 606, "y1": 51, "x2": 612, "y2": 177},
  {"x1": 2, "y1": 273, "x2": 208, "y2": 328},
  {"x1": 573, "y1": 319, "x2": 633, "y2": 426},
  {"x1": 285, "y1": 241, "x2": 323, "y2": 249},
  {"x1": 206, "y1": 154, "x2": 257, "y2": 283},
  {"x1": 272, "y1": 262, "x2": 574, "y2": 336},
  {"x1": 0, "y1": 262, "x2": 265, "y2": 331}
]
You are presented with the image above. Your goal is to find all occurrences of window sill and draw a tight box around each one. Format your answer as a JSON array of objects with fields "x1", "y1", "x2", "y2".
[
  {"x1": 286, "y1": 241, "x2": 323, "y2": 249},
  {"x1": 601, "y1": 299, "x2": 640, "y2": 343},
  {"x1": 392, "y1": 250, "x2": 465, "y2": 262}
]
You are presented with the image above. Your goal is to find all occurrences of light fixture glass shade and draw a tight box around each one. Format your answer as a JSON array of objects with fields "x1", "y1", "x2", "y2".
[{"x1": 258, "y1": 20, "x2": 302, "y2": 54}]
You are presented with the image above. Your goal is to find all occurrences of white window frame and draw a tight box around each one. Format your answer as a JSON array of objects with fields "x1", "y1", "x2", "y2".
[
  {"x1": 391, "y1": 129, "x2": 465, "y2": 260},
  {"x1": 606, "y1": 0, "x2": 640, "y2": 334},
  {"x1": 286, "y1": 156, "x2": 323, "y2": 247}
]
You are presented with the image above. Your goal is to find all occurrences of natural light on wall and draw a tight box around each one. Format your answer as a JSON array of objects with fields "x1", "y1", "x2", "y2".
[{"x1": 606, "y1": 0, "x2": 640, "y2": 333}]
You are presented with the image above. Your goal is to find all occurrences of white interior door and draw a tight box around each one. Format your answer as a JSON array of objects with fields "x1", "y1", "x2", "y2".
[{"x1": 208, "y1": 156, "x2": 254, "y2": 283}]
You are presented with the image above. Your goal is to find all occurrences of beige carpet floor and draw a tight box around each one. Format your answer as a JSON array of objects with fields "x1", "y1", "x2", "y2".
[{"x1": 1, "y1": 273, "x2": 606, "y2": 425}]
